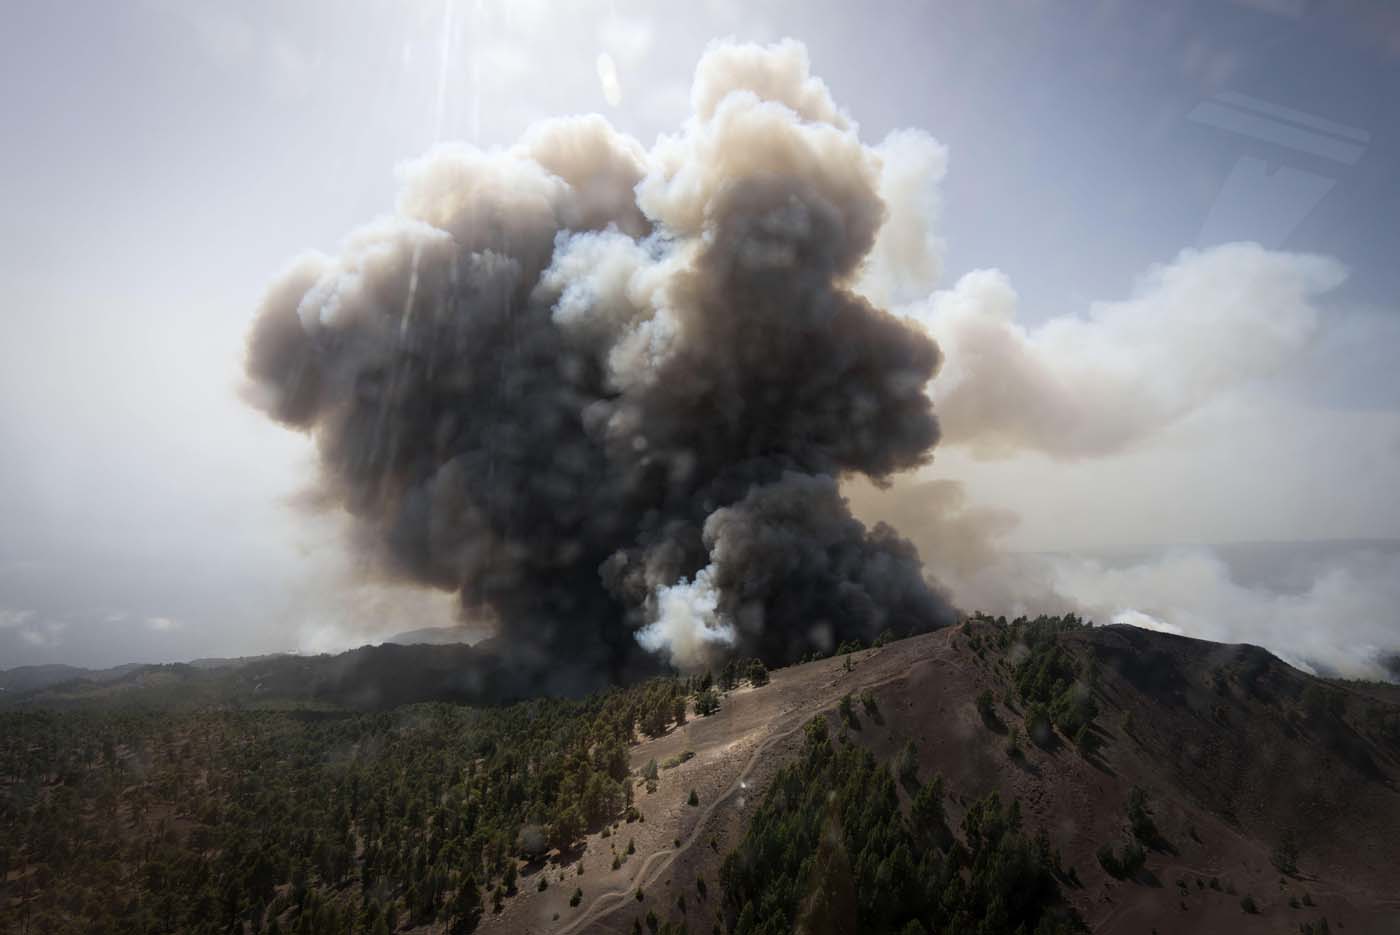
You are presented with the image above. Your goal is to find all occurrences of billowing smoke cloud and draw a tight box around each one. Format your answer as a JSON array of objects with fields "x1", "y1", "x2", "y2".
[
  {"x1": 913, "y1": 243, "x2": 1347, "y2": 459},
  {"x1": 245, "y1": 39, "x2": 954, "y2": 686},
  {"x1": 854, "y1": 130, "x2": 948, "y2": 309},
  {"x1": 851, "y1": 474, "x2": 1400, "y2": 681}
]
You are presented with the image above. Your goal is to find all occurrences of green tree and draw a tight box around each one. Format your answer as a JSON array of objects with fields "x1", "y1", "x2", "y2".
[
  {"x1": 503, "y1": 861, "x2": 518, "y2": 895},
  {"x1": 449, "y1": 876, "x2": 481, "y2": 934},
  {"x1": 550, "y1": 806, "x2": 584, "y2": 853},
  {"x1": 695, "y1": 689, "x2": 720, "y2": 717},
  {"x1": 976, "y1": 689, "x2": 996, "y2": 722},
  {"x1": 895, "y1": 741, "x2": 919, "y2": 788},
  {"x1": 1127, "y1": 787, "x2": 1158, "y2": 844}
]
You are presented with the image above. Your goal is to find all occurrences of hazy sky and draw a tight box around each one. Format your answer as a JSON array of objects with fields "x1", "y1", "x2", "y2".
[{"x1": 2, "y1": 0, "x2": 1398, "y2": 669}]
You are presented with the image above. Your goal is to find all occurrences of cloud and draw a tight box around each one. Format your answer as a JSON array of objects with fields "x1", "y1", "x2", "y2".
[
  {"x1": 910, "y1": 243, "x2": 1347, "y2": 458},
  {"x1": 850, "y1": 480, "x2": 1400, "y2": 680},
  {"x1": 16, "y1": 619, "x2": 67, "y2": 648},
  {"x1": 145, "y1": 615, "x2": 180, "y2": 632},
  {"x1": 598, "y1": 13, "x2": 654, "y2": 66},
  {"x1": 1045, "y1": 546, "x2": 1400, "y2": 680},
  {"x1": 0, "y1": 608, "x2": 37, "y2": 629}
]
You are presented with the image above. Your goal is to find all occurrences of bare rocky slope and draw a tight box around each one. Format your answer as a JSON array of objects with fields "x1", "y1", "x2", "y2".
[{"x1": 485, "y1": 622, "x2": 1400, "y2": 935}]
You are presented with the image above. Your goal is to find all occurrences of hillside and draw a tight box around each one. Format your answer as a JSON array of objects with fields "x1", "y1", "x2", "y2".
[
  {"x1": 3, "y1": 620, "x2": 1398, "y2": 934},
  {"x1": 0, "y1": 642, "x2": 543, "y2": 712},
  {"x1": 0, "y1": 663, "x2": 147, "y2": 696},
  {"x1": 501, "y1": 621, "x2": 1400, "y2": 935}
]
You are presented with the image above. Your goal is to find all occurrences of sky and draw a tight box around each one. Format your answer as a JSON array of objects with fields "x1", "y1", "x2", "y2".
[{"x1": 1, "y1": 0, "x2": 1398, "y2": 672}]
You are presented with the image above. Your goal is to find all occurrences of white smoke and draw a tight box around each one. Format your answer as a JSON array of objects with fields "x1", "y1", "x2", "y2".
[
  {"x1": 635, "y1": 567, "x2": 736, "y2": 671},
  {"x1": 840, "y1": 126, "x2": 1397, "y2": 677},
  {"x1": 856, "y1": 129, "x2": 949, "y2": 308},
  {"x1": 910, "y1": 243, "x2": 1348, "y2": 459}
]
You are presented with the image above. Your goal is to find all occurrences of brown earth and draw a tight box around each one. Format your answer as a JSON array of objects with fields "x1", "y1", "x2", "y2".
[{"x1": 480, "y1": 623, "x2": 1400, "y2": 935}]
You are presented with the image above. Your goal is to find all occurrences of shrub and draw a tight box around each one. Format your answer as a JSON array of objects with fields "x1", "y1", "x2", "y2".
[
  {"x1": 1096, "y1": 844, "x2": 1119, "y2": 878},
  {"x1": 1240, "y1": 894, "x2": 1258, "y2": 914},
  {"x1": 1004, "y1": 727, "x2": 1022, "y2": 759},
  {"x1": 1127, "y1": 787, "x2": 1158, "y2": 844},
  {"x1": 661, "y1": 750, "x2": 694, "y2": 770},
  {"x1": 1097, "y1": 839, "x2": 1144, "y2": 879},
  {"x1": 695, "y1": 688, "x2": 720, "y2": 717},
  {"x1": 1120, "y1": 840, "x2": 1145, "y2": 877},
  {"x1": 860, "y1": 690, "x2": 879, "y2": 717},
  {"x1": 718, "y1": 660, "x2": 739, "y2": 691},
  {"x1": 976, "y1": 689, "x2": 996, "y2": 721},
  {"x1": 1073, "y1": 724, "x2": 1100, "y2": 758},
  {"x1": 1271, "y1": 830, "x2": 1300, "y2": 875},
  {"x1": 688, "y1": 788, "x2": 699, "y2": 806},
  {"x1": 895, "y1": 740, "x2": 919, "y2": 787},
  {"x1": 1025, "y1": 702, "x2": 1053, "y2": 747},
  {"x1": 1051, "y1": 682, "x2": 1099, "y2": 736},
  {"x1": 570, "y1": 887, "x2": 583, "y2": 907}
]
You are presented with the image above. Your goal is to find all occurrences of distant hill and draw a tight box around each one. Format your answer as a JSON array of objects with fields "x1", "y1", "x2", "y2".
[
  {"x1": 383, "y1": 625, "x2": 484, "y2": 646},
  {"x1": 0, "y1": 662, "x2": 144, "y2": 694},
  {"x1": 0, "y1": 654, "x2": 284, "y2": 697},
  {"x1": 0, "y1": 635, "x2": 479, "y2": 701},
  {"x1": 0, "y1": 639, "x2": 584, "y2": 711}
]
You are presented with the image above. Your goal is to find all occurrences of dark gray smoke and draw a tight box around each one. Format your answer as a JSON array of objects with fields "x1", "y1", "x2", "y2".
[{"x1": 244, "y1": 40, "x2": 954, "y2": 689}]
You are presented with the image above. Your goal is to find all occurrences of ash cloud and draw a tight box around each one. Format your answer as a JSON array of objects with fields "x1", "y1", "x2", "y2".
[{"x1": 245, "y1": 40, "x2": 952, "y2": 686}]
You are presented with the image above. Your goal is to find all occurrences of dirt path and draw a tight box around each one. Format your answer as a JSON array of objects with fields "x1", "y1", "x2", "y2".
[
  {"x1": 559, "y1": 654, "x2": 944, "y2": 935},
  {"x1": 556, "y1": 716, "x2": 803, "y2": 935}
]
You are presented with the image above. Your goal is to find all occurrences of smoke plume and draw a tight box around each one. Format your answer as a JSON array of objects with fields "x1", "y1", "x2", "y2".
[
  {"x1": 914, "y1": 244, "x2": 1346, "y2": 459},
  {"x1": 245, "y1": 39, "x2": 955, "y2": 686}
]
